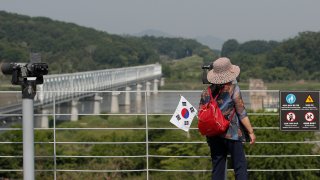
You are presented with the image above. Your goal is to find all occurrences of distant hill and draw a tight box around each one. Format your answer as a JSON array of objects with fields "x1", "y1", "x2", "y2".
[
  {"x1": 134, "y1": 29, "x2": 224, "y2": 50},
  {"x1": 0, "y1": 11, "x2": 216, "y2": 74},
  {"x1": 195, "y1": 35, "x2": 225, "y2": 50},
  {"x1": 134, "y1": 29, "x2": 174, "y2": 38}
]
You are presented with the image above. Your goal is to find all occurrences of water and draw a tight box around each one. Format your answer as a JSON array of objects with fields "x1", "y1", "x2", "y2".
[
  {"x1": 0, "y1": 90, "x2": 279, "y2": 127},
  {"x1": 54, "y1": 91, "x2": 203, "y2": 115},
  {"x1": 45, "y1": 90, "x2": 279, "y2": 115}
]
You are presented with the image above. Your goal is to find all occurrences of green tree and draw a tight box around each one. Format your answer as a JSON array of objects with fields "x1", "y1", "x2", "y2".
[{"x1": 221, "y1": 39, "x2": 239, "y2": 57}]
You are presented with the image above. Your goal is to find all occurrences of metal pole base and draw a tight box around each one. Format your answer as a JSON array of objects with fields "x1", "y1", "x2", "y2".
[{"x1": 23, "y1": 99, "x2": 35, "y2": 180}]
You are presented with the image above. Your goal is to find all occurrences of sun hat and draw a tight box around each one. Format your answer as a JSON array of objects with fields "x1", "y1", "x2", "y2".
[{"x1": 207, "y1": 57, "x2": 240, "y2": 84}]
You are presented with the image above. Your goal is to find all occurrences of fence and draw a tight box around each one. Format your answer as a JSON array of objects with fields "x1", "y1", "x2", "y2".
[{"x1": 0, "y1": 90, "x2": 319, "y2": 179}]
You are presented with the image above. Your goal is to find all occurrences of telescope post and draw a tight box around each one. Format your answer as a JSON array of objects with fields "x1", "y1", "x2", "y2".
[
  {"x1": 0, "y1": 61, "x2": 48, "y2": 180},
  {"x1": 22, "y1": 80, "x2": 37, "y2": 180}
]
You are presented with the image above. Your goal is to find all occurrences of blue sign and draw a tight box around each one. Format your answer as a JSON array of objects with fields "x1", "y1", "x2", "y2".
[{"x1": 286, "y1": 94, "x2": 296, "y2": 104}]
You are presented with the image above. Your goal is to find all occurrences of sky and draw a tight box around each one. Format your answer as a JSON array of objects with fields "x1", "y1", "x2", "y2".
[{"x1": 1, "y1": 0, "x2": 320, "y2": 42}]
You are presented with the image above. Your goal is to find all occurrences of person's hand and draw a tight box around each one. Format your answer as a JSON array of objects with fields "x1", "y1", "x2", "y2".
[{"x1": 249, "y1": 132, "x2": 256, "y2": 145}]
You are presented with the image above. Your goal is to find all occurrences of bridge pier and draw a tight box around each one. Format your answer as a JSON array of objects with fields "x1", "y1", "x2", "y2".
[
  {"x1": 93, "y1": 93, "x2": 103, "y2": 114},
  {"x1": 34, "y1": 108, "x2": 50, "y2": 128},
  {"x1": 40, "y1": 109, "x2": 49, "y2": 128},
  {"x1": 136, "y1": 84, "x2": 142, "y2": 103},
  {"x1": 124, "y1": 86, "x2": 132, "y2": 113},
  {"x1": 36, "y1": 84, "x2": 44, "y2": 103},
  {"x1": 71, "y1": 99, "x2": 79, "y2": 121},
  {"x1": 160, "y1": 77, "x2": 165, "y2": 87},
  {"x1": 146, "y1": 81, "x2": 151, "y2": 96},
  {"x1": 125, "y1": 86, "x2": 131, "y2": 106},
  {"x1": 136, "y1": 84, "x2": 143, "y2": 113},
  {"x1": 111, "y1": 91, "x2": 120, "y2": 113},
  {"x1": 153, "y1": 79, "x2": 159, "y2": 95}
]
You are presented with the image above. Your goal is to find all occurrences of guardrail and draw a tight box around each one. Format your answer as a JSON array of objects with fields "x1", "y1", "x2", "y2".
[
  {"x1": 38, "y1": 64, "x2": 162, "y2": 104},
  {"x1": 0, "y1": 90, "x2": 319, "y2": 179}
]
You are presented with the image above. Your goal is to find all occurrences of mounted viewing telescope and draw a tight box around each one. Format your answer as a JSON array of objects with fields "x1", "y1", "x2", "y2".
[
  {"x1": 1, "y1": 62, "x2": 48, "y2": 86},
  {"x1": 1, "y1": 61, "x2": 48, "y2": 180},
  {"x1": 201, "y1": 63, "x2": 213, "y2": 84}
]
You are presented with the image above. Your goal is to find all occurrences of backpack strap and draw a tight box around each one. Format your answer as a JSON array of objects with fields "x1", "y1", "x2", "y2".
[
  {"x1": 207, "y1": 85, "x2": 222, "y2": 101},
  {"x1": 208, "y1": 86, "x2": 236, "y2": 121},
  {"x1": 207, "y1": 86, "x2": 214, "y2": 100}
]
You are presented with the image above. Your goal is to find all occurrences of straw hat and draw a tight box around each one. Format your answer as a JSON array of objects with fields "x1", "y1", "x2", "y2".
[{"x1": 207, "y1": 57, "x2": 240, "y2": 84}]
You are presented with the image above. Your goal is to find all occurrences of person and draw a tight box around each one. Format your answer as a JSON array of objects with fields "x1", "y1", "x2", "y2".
[{"x1": 199, "y1": 57, "x2": 256, "y2": 180}]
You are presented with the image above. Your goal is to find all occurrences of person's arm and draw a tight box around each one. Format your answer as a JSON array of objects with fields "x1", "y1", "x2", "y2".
[
  {"x1": 240, "y1": 117, "x2": 256, "y2": 145},
  {"x1": 232, "y1": 84, "x2": 256, "y2": 144}
]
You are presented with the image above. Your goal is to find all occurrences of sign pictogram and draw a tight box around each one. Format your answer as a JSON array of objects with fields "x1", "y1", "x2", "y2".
[
  {"x1": 305, "y1": 95, "x2": 314, "y2": 103},
  {"x1": 286, "y1": 94, "x2": 296, "y2": 104},
  {"x1": 305, "y1": 112, "x2": 315, "y2": 122},
  {"x1": 286, "y1": 112, "x2": 296, "y2": 122}
]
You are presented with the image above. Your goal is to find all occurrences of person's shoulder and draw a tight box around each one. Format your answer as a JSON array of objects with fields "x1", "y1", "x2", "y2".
[
  {"x1": 231, "y1": 80, "x2": 241, "y2": 88},
  {"x1": 227, "y1": 80, "x2": 241, "y2": 95}
]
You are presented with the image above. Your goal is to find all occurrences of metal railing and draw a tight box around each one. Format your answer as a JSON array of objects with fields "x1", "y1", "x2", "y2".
[
  {"x1": 0, "y1": 90, "x2": 319, "y2": 179},
  {"x1": 38, "y1": 63, "x2": 162, "y2": 104}
]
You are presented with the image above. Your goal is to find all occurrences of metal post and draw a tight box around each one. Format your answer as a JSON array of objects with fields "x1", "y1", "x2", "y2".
[
  {"x1": 0, "y1": 61, "x2": 48, "y2": 180},
  {"x1": 53, "y1": 96, "x2": 57, "y2": 180},
  {"x1": 23, "y1": 98, "x2": 35, "y2": 180},
  {"x1": 145, "y1": 91, "x2": 149, "y2": 180}
]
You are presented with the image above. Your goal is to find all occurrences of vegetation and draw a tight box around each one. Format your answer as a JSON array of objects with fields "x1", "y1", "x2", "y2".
[
  {"x1": 160, "y1": 55, "x2": 209, "y2": 90},
  {"x1": 221, "y1": 32, "x2": 320, "y2": 82},
  {"x1": 0, "y1": 114, "x2": 319, "y2": 179},
  {"x1": 1, "y1": 9, "x2": 320, "y2": 180},
  {"x1": 160, "y1": 31, "x2": 320, "y2": 89},
  {"x1": 2, "y1": 10, "x2": 320, "y2": 85},
  {"x1": 0, "y1": 11, "x2": 215, "y2": 74}
]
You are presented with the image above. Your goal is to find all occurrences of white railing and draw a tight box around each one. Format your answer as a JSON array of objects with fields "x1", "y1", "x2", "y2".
[
  {"x1": 37, "y1": 63, "x2": 162, "y2": 103},
  {"x1": 0, "y1": 90, "x2": 319, "y2": 179}
]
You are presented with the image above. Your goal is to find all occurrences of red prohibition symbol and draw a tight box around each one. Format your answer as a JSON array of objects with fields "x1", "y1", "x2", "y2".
[
  {"x1": 286, "y1": 112, "x2": 296, "y2": 122},
  {"x1": 304, "y1": 112, "x2": 315, "y2": 122}
]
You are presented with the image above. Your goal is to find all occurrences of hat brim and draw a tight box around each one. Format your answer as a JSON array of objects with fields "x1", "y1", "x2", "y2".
[{"x1": 207, "y1": 65, "x2": 240, "y2": 84}]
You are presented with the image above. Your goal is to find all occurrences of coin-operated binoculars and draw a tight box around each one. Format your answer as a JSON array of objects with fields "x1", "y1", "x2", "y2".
[{"x1": 1, "y1": 62, "x2": 48, "y2": 180}]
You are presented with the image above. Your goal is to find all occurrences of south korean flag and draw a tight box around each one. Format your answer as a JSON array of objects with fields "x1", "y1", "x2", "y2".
[{"x1": 170, "y1": 95, "x2": 198, "y2": 132}]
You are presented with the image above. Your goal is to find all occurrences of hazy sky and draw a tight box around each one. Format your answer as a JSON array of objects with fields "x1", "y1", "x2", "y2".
[{"x1": 1, "y1": 0, "x2": 320, "y2": 42}]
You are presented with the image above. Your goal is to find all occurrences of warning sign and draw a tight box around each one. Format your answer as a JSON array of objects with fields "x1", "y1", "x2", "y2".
[
  {"x1": 305, "y1": 95, "x2": 314, "y2": 103},
  {"x1": 305, "y1": 112, "x2": 315, "y2": 122},
  {"x1": 286, "y1": 112, "x2": 296, "y2": 122},
  {"x1": 280, "y1": 91, "x2": 319, "y2": 131}
]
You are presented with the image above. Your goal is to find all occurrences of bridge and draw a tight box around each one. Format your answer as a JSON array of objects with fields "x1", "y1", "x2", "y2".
[
  {"x1": 38, "y1": 63, "x2": 162, "y2": 104},
  {"x1": 0, "y1": 63, "x2": 163, "y2": 127},
  {"x1": 0, "y1": 65, "x2": 319, "y2": 179}
]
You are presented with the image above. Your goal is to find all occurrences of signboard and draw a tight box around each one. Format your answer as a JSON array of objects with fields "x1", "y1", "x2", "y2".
[{"x1": 280, "y1": 91, "x2": 319, "y2": 131}]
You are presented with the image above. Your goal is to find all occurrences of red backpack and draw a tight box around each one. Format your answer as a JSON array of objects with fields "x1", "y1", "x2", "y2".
[{"x1": 198, "y1": 86, "x2": 234, "y2": 137}]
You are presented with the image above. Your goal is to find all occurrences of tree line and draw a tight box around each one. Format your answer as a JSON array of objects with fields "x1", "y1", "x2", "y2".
[
  {"x1": 2, "y1": 11, "x2": 318, "y2": 82},
  {"x1": 0, "y1": 11, "x2": 215, "y2": 74},
  {"x1": 221, "y1": 31, "x2": 320, "y2": 81}
]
